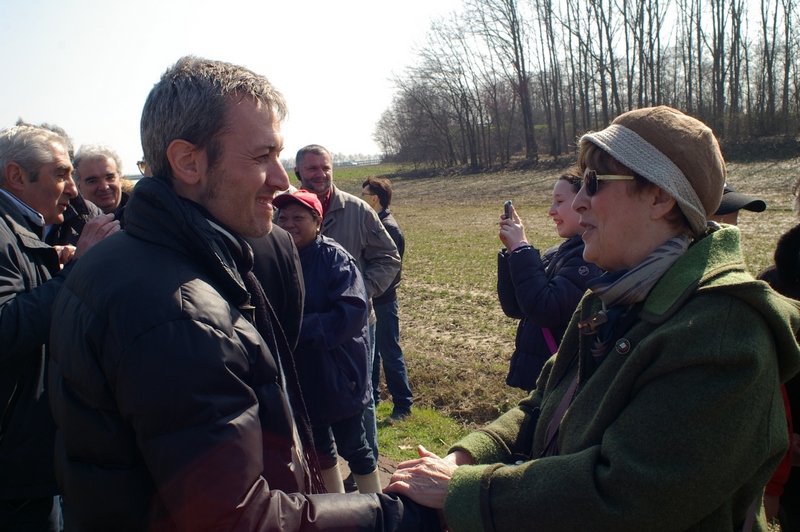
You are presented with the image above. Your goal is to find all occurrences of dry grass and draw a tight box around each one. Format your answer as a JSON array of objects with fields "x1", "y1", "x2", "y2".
[{"x1": 334, "y1": 159, "x2": 800, "y2": 428}]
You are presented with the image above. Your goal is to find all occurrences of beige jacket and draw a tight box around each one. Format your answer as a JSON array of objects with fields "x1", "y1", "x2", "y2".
[{"x1": 321, "y1": 184, "x2": 400, "y2": 302}]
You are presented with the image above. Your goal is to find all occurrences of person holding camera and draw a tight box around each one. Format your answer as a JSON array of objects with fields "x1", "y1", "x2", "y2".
[{"x1": 497, "y1": 167, "x2": 603, "y2": 392}]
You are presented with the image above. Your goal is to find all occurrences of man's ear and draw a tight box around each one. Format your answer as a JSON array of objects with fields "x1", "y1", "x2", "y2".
[
  {"x1": 166, "y1": 139, "x2": 203, "y2": 187},
  {"x1": 3, "y1": 162, "x2": 27, "y2": 193}
]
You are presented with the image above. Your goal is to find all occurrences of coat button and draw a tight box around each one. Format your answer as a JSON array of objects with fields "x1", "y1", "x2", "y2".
[{"x1": 615, "y1": 338, "x2": 631, "y2": 355}]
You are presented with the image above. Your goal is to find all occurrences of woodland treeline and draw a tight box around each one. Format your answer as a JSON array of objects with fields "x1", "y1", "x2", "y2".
[{"x1": 373, "y1": 0, "x2": 799, "y2": 168}]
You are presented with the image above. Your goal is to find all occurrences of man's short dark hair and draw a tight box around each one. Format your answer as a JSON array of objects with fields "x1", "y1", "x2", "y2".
[
  {"x1": 362, "y1": 177, "x2": 392, "y2": 209},
  {"x1": 141, "y1": 55, "x2": 288, "y2": 182},
  {"x1": 295, "y1": 144, "x2": 331, "y2": 171}
]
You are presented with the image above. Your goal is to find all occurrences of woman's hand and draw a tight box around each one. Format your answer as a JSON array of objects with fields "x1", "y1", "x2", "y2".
[
  {"x1": 384, "y1": 445, "x2": 463, "y2": 510},
  {"x1": 499, "y1": 204, "x2": 528, "y2": 251}
]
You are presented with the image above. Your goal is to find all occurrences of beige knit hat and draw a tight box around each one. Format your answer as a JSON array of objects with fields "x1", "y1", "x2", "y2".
[{"x1": 580, "y1": 106, "x2": 726, "y2": 235}]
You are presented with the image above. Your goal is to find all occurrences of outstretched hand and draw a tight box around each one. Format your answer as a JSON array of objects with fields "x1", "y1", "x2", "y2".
[
  {"x1": 499, "y1": 204, "x2": 527, "y2": 251},
  {"x1": 384, "y1": 445, "x2": 459, "y2": 510},
  {"x1": 74, "y1": 214, "x2": 120, "y2": 260},
  {"x1": 53, "y1": 245, "x2": 76, "y2": 266}
]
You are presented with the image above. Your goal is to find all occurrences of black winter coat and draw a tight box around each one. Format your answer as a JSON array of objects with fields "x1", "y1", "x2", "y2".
[
  {"x1": 0, "y1": 190, "x2": 71, "y2": 500},
  {"x1": 44, "y1": 194, "x2": 103, "y2": 246},
  {"x1": 245, "y1": 226, "x2": 305, "y2": 351},
  {"x1": 497, "y1": 235, "x2": 603, "y2": 391},
  {"x1": 48, "y1": 177, "x2": 438, "y2": 531}
]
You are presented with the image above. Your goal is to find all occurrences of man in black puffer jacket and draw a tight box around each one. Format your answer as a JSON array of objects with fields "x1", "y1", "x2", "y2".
[{"x1": 48, "y1": 56, "x2": 439, "y2": 531}]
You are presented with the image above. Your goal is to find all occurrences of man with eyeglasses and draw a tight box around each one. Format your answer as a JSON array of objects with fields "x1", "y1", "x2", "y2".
[{"x1": 294, "y1": 145, "x2": 400, "y2": 483}]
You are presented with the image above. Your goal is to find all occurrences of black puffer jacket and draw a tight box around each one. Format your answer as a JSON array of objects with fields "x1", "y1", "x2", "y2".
[
  {"x1": 48, "y1": 177, "x2": 437, "y2": 531},
  {"x1": 497, "y1": 235, "x2": 603, "y2": 391}
]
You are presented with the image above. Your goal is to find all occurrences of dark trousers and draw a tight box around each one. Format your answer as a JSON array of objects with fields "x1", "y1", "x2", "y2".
[
  {"x1": 312, "y1": 411, "x2": 376, "y2": 475},
  {"x1": 372, "y1": 299, "x2": 413, "y2": 414}
]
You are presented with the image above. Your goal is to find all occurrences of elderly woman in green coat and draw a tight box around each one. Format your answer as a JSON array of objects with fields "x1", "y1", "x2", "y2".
[{"x1": 385, "y1": 106, "x2": 800, "y2": 531}]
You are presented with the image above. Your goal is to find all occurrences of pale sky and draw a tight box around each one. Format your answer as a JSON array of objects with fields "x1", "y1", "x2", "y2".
[{"x1": 0, "y1": 0, "x2": 463, "y2": 174}]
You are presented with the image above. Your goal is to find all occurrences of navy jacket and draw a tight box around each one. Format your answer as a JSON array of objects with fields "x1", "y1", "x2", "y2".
[
  {"x1": 497, "y1": 235, "x2": 603, "y2": 391},
  {"x1": 373, "y1": 209, "x2": 404, "y2": 306},
  {"x1": 296, "y1": 235, "x2": 371, "y2": 426}
]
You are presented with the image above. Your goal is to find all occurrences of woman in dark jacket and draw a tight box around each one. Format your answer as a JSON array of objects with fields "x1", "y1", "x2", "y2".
[
  {"x1": 497, "y1": 167, "x2": 603, "y2": 391},
  {"x1": 275, "y1": 190, "x2": 380, "y2": 495}
]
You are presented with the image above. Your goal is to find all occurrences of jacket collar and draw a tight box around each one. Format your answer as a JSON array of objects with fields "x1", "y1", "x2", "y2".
[
  {"x1": 641, "y1": 225, "x2": 750, "y2": 322},
  {"x1": 0, "y1": 188, "x2": 45, "y2": 228},
  {"x1": 124, "y1": 177, "x2": 250, "y2": 306}
]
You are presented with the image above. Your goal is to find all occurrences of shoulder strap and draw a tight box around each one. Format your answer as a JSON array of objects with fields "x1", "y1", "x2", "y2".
[{"x1": 542, "y1": 327, "x2": 559, "y2": 355}]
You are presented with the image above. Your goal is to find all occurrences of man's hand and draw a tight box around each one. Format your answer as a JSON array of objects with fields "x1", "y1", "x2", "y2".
[
  {"x1": 53, "y1": 245, "x2": 76, "y2": 267},
  {"x1": 74, "y1": 214, "x2": 120, "y2": 260}
]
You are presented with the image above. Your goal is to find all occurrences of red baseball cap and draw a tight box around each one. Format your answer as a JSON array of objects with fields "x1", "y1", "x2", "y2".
[{"x1": 272, "y1": 190, "x2": 323, "y2": 218}]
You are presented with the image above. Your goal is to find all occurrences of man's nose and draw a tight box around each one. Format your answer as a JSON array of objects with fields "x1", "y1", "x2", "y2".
[
  {"x1": 268, "y1": 162, "x2": 290, "y2": 192},
  {"x1": 64, "y1": 176, "x2": 78, "y2": 198}
]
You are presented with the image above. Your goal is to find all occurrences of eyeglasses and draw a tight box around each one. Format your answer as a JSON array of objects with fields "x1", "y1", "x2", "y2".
[
  {"x1": 136, "y1": 160, "x2": 147, "y2": 176},
  {"x1": 361, "y1": 192, "x2": 375, "y2": 198},
  {"x1": 582, "y1": 169, "x2": 635, "y2": 196}
]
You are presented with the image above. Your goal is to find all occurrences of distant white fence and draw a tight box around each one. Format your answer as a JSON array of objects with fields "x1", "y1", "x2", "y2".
[{"x1": 333, "y1": 159, "x2": 382, "y2": 167}]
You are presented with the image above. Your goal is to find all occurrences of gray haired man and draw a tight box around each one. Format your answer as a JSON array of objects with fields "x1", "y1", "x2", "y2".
[
  {"x1": 0, "y1": 125, "x2": 117, "y2": 530},
  {"x1": 73, "y1": 144, "x2": 127, "y2": 215}
]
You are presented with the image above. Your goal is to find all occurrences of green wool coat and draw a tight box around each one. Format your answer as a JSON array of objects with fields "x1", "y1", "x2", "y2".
[{"x1": 445, "y1": 226, "x2": 800, "y2": 532}]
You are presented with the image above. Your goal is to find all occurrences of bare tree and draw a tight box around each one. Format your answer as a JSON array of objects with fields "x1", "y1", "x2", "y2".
[{"x1": 467, "y1": 0, "x2": 539, "y2": 161}]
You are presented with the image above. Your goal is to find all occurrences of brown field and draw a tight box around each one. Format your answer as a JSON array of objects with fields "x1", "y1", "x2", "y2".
[{"x1": 334, "y1": 159, "x2": 800, "y2": 428}]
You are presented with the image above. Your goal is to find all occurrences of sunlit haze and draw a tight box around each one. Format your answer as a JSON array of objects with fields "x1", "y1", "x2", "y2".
[{"x1": 0, "y1": 0, "x2": 463, "y2": 173}]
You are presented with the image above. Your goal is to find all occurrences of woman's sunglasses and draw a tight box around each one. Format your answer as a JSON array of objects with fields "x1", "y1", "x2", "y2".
[{"x1": 582, "y1": 169, "x2": 635, "y2": 196}]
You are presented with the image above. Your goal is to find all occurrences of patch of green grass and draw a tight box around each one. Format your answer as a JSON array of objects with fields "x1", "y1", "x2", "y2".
[{"x1": 376, "y1": 402, "x2": 470, "y2": 462}]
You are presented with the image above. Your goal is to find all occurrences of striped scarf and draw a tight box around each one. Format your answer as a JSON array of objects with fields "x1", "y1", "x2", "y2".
[
  {"x1": 590, "y1": 235, "x2": 691, "y2": 308},
  {"x1": 582, "y1": 235, "x2": 691, "y2": 365}
]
